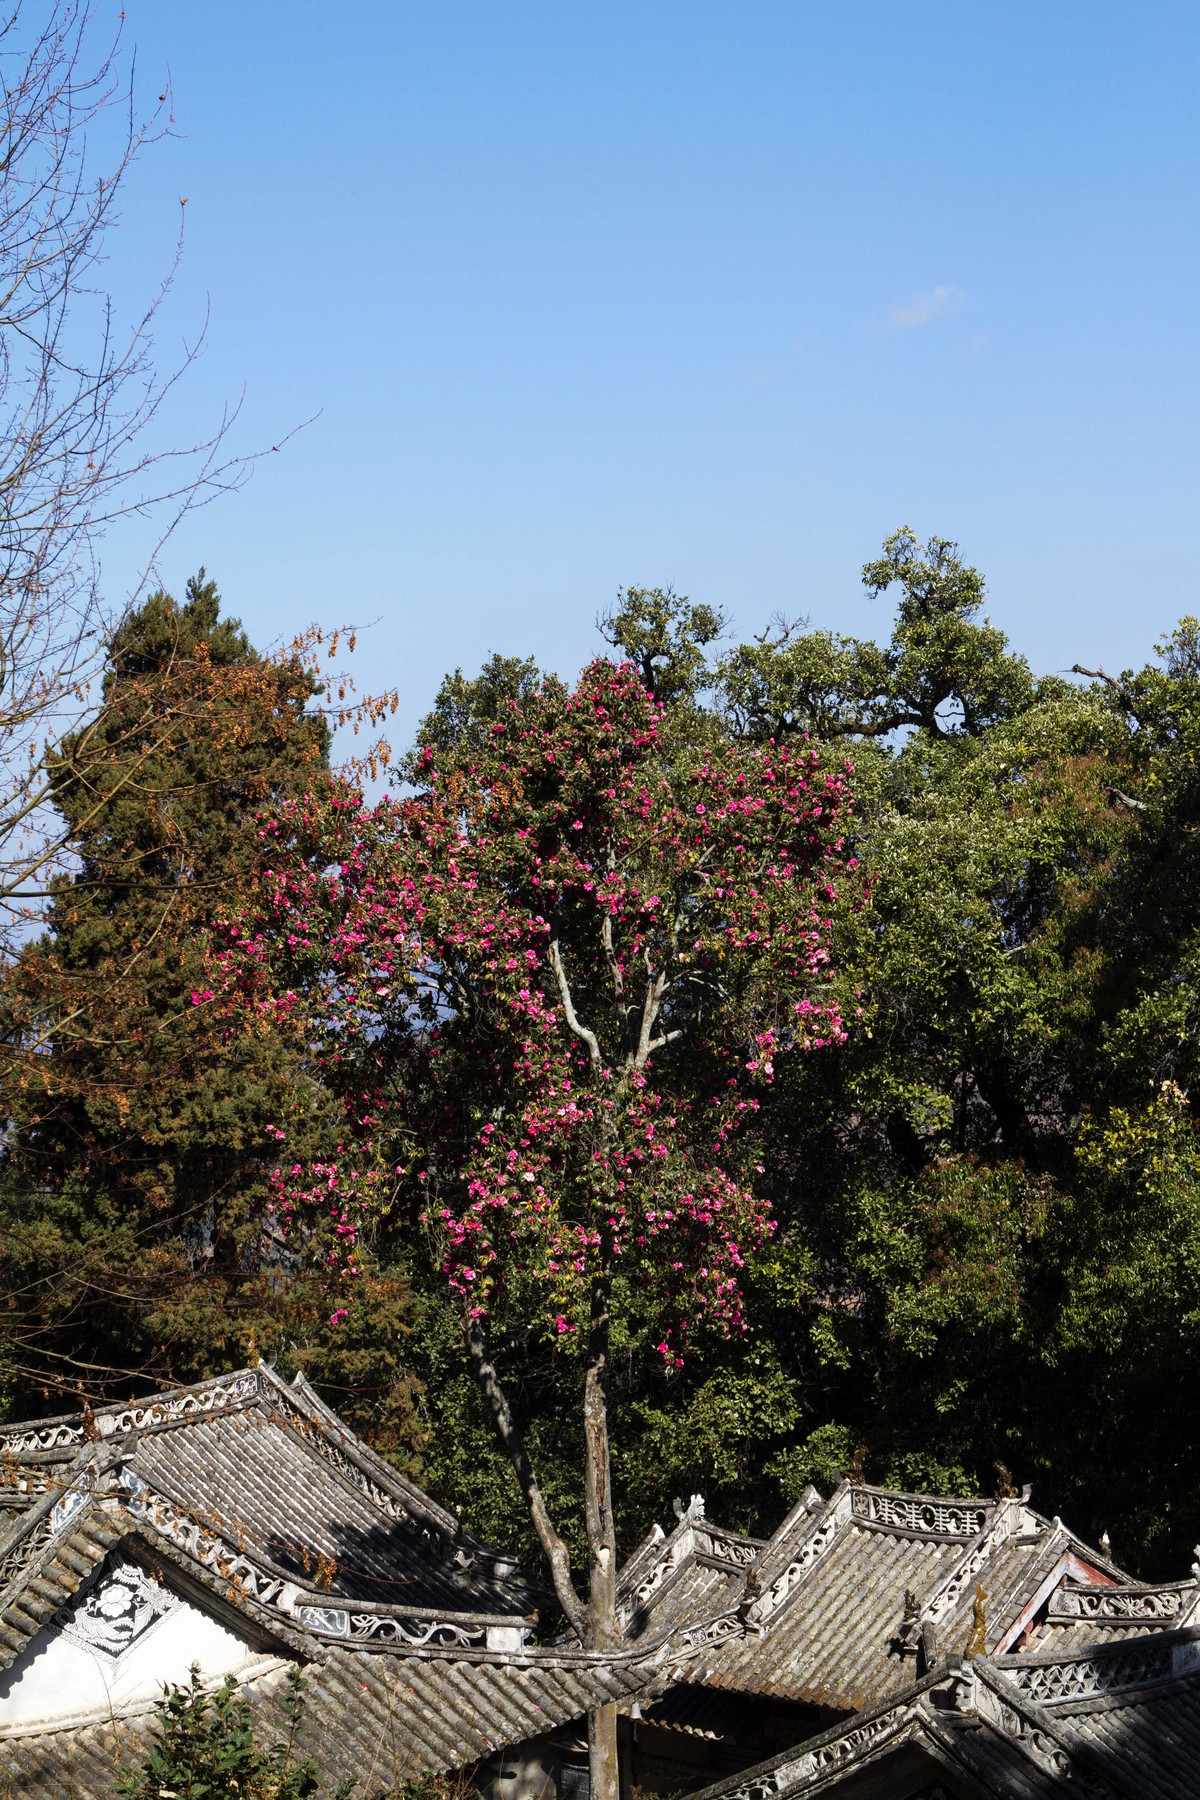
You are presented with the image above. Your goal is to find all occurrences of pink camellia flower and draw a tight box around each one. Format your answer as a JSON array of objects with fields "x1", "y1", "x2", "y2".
[{"x1": 204, "y1": 654, "x2": 859, "y2": 1377}]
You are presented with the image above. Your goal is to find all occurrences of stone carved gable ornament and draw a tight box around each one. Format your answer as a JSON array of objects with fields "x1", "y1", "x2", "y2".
[{"x1": 55, "y1": 1557, "x2": 180, "y2": 1663}]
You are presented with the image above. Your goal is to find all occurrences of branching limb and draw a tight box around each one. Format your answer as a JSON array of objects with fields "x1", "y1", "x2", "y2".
[
  {"x1": 634, "y1": 967, "x2": 669, "y2": 1067},
  {"x1": 548, "y1": 936, "x2": 603, "y2": 1069},
  {"x1": 1071, "y1": 664, "x2": 1138, "y2": 714},
  {"x1": 463, "y1": 1314, "x2": 587, "y2": 1640}
]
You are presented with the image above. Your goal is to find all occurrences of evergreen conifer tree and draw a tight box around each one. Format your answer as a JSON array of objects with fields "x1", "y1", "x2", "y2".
[{"x1": 0, "y1": 576, "x2": 417, "y2": 1449}]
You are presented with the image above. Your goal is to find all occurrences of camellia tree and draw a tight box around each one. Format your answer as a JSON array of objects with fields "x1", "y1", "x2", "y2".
[{"x1": 207, "y1": 657, "x2": 859, "y2": 1800}]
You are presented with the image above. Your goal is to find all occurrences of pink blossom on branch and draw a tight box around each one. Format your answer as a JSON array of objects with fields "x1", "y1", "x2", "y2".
[{"x1": 206, "y1": 660, "x2": 861, "y2": 1356}]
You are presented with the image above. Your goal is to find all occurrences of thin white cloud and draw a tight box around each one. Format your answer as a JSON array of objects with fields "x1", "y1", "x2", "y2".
[{"x1": 888, "y1": 285, "x2": 966, "y2": 329}]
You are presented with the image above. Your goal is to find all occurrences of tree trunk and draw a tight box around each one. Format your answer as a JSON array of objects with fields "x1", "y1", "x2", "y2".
[
  {"x1": 588, "y1": 1704, "x2": 620, "y2": 1800},
  {"x1": 584, "y1": 1265, "x2": 620, "y2": 1800},
  {"x1": 463, "y1": 1312, "x2": 587, "y2": 1640}
]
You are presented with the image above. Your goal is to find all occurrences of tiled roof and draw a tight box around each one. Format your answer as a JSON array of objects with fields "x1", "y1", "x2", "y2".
[
  {"x1": 688, "y1": 1632, "x2": 1200, "y2": 1800},
  {"x1": 619, "y1": 1479, "x2": 1131, "y2": 1711},
  {"x1": 0, "y1": 1366, "x2": 751, "y2": 1796},
  {"x1": 618, "y1": 1504, "x2": 763, "y2": 1642},
  {"x1": 5, "y1": 1365, "x2": 1197, "y2": 1797},
  {"x1": 0, "y1": 1643, "x2": 662, "y2": 1797},
  {"x1": 1, "y1": 1364, "x2": 532, "y2": 1619},
  {"x1": 1024, "y1": 1578, "x2": 1200, "y2": 1655}
]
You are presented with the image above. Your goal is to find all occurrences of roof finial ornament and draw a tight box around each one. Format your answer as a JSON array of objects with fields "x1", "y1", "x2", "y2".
[
  {"x1": 672, "y1": 1493, "x2": 705, "y2": 1523},
  {"x1": 1100, "y1": 1529, "x2": 1112, "y2": 1557},
  {"x1": 993, "y1": 1460, "x2": 1018, "y2": 1501},
  {"x1": 964, "y1": 1583, "x2": 988, "y2": 1659},
  {"x1": 847, "y1": 1444, "x2": 868, "y2": 1488},
  {"x1": 78, "y1": 1391, "x2": 101, "y2": 1443}
]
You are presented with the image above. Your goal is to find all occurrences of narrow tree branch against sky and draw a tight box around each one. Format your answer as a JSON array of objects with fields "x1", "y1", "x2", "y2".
[{"x1": 0, "y1": 0, "x2": 280, "y2": 953}]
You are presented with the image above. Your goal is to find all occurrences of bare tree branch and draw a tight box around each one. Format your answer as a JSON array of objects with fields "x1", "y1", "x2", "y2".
[
  {"x1": 1071, "y1": 664, "x2": 1137, "y2": 713},
  {"x1": 0, "y1": 2, "x2": 271, "y2": 951},
  {"x1": 548, "y1": 935, "x2": 603, "y2": 1070},
  {"x1": 1106, "y1": 786, "x2": 1148, "y2": 814},
  {"x1": 463, "y1": 1313, "x2": 587, "y2": 1640}
]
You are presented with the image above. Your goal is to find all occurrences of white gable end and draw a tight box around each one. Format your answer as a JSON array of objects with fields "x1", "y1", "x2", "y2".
[{"x1": 0, "y1": 1555, "x2": 274, "y2": 1732}]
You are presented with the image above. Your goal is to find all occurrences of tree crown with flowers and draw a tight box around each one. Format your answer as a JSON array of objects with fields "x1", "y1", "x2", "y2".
[{"x1": 205, "y1": 656, "x2": 860, "y2": 1686}]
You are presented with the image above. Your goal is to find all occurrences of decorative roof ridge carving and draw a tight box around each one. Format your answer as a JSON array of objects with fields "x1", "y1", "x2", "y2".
[
  {"x1": 618, "y1": 1514, "x2": 763, "y2": 1628},
  {"x1": 3, "y1": 1362, "x2": 530, "y2": 1601},
  {"x1": 0, "y1": 1454, "x2": 106, "y2": 1606},
  {"x1": 856, "y1": 1478, "x2": 993, "y2": 1509},
  {"x1": 617, "y1": 1520, "x2": 700, "y2": 1624},
  {"x1": 0, "y1": 1368, "x2": 263, "y2": 1458},
  {"x1": 743, "y1": 1485, "x2": 856, "y2": 1627},
  {"x1": 103, "y1": 1470, "x2": 521, "y2": 1655},
  {"x1": 1, "y1": 1375, "x2": 536, "y2": 1634},
  {"x1": 928, "y1": 1661, "x2": 1122, "y2": 1799},
  {"x1": 685, "y1": 1661, "x2": 1125, "y2": 1800},
  {"x1": 702, "y1": 1523, "x2": 766, "y2": 1556},
  {"x1": 1048, "y1": 1578, "x2": 1198, "y2": 1624},
  {"x1": 746, "y1": 1482, "x2": 842, "y2": 1581},
  {"x1": 912, "y1": 1492, "x2": 1024, "y2": 1644},
  {"x1": 93, "y1": 1468, "x2": 708, "y2": 1672},
  {"x1": 684, "y1": 1674, "x2": 945, "y2": 1800},
  {"x1": 990, "y1": 1625, "x2": 1200, "y2": 1706},
  {"x1": 848, "y1": 1485, "x2": 992, "y2": 1540},
  {"x1": 120, "y1": 1471, "x2": 502, "y2": 1625},
  {"x1": 616, "y1": 1520, "x2": 671, "y2": 1600},
  {"x1": 94, "y1": 1510, "x2": 452, "y2": 1665},
  {"x1": 290, "y1": 1579, "x2": 749, "y2": 1671}
]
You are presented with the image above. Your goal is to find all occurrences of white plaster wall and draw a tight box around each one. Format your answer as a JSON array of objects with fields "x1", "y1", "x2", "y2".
[{"x1": 0, "y1": 1591, "x2": 262, "y2": 1730}]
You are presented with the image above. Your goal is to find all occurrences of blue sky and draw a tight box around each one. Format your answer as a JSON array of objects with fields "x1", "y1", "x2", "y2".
[{"x1": 108, "y1": 2, "x2": 1198, "y2": 745}]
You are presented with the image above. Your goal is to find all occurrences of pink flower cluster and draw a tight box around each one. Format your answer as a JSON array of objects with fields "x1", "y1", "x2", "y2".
[{"x1": 202, "y1": 660, "x2": 859, "y2": 1355}]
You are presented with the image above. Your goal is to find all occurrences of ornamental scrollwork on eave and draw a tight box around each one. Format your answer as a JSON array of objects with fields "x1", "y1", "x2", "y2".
[
  {"x1": 0, "y1": 1370, "x2": 261, "y2": 1457},
  {"x1": 748, "y1": 1501, "x2": 847, "y2": 1626},
  {"x1": 1004, "y1": 1639, "x2": 1179, "y2": 1704},
  {"x1": 0, "y1": 1468, "x2": 95, "y2": 1603},
  {"x1": 0, "y1": 1505, "x2": 61, "y2": 1601},
  {"x1": 118, "y1": 1468, "x2": 288, "y2": 1611},
  {"x1": 850, "y1": 1490, "x2": 989, "y2": 1539},
  {"x1": 748, "y1": 1710, "x2": 912, "y2": 1795},
  {"x1": 1049, "y1": 1584, "x2": 1188, "y2": 1621}
]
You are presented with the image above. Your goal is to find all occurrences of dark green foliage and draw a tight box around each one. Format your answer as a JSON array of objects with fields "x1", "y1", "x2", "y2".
[
  {"x1": 599, "y1": 584, "x2": 726, "y2": 706},
  {"x1": 0, "y1": 578, "x2": 421, "y2": 1444},
  {"x1": 411, "y1": 654, "x2": 549, "y2": 761},
  {"x1": 6, "y1": 532, "x2": 1200, "y2": 1589},
  {"x1": 399, "y1": 539, "x2": 1200, "y2": 1579},
  {"x1": 706, "y1": 566, "x2": 1200, "y2": 1573},
  {"x1": 117, "y1": 1665, "x2": 347, "y2": 1800},
  {"x1": 719, "y1": 527, "x2": 1039, "y2": 740}
]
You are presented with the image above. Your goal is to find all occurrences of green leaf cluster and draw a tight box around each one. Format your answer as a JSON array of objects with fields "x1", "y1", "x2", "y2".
[{"x1": 117, "y1": 1666, "x2": 350, "y2": 1800}]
